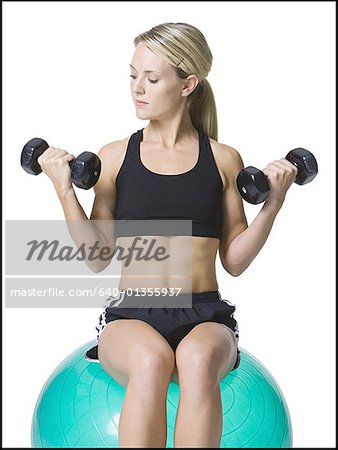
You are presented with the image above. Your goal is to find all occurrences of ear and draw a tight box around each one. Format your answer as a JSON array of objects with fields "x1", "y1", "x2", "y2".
[{"x1": 181, "y1": 74, "x2": 200, "y2": 97}]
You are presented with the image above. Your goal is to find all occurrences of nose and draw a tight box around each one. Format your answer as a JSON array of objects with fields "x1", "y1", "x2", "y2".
[{"x1": 132, "y1": 76, "x2": 145, "y2": 95}]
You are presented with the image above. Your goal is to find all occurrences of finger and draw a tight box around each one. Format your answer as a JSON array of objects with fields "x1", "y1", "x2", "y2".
[
  {"x1": 279, "y1": 158, "x2": 298, "y2": 169},
  {"x1": 263, "y1": 163, "x2": 283, "y2": 173},
  {"x1": 42, "y1": 148, "x2": 67, "y2": 159},
  {"x1": 262, "y1": 167, "x2": 280, "y2": 179},
  {"x1": 38, "y1": 150, "x2": 69, "y2": 167},
  {"x1": 40, "y1": 147, "x2": 58, "y2": 157},
  {"x1": 64, "y1": 153, "x2": 75, "y2": 162},
  {"x1": 279, "y1": 158, "x2": 298, "y2": 176},
  {"x1": 52, "y1": 150, "x2": 70, "y2": 160},
  {"x1": 270, "y1": 160, "x2": 295, "y2": 173}
]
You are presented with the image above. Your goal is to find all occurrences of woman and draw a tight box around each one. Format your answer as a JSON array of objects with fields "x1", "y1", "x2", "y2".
[{"x1": 38, "y1": 22, "x2": 297, "y2": 448}]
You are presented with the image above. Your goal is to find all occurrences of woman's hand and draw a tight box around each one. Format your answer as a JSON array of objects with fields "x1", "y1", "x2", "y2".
[
  {"x1": 262, "y1": 158, "x2": 298, "y2": 210},
  {"x1": 37, "y1": 147, "x2": 75, "y2": 195}
]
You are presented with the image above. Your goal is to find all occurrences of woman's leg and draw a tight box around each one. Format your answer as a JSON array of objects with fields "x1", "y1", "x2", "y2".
[
  {"x1": 98, "y1": 319, "x2": 176, "y2": 448},
  {"x1": 173, "y1": 322, "x2": 238, "y2": 448}
]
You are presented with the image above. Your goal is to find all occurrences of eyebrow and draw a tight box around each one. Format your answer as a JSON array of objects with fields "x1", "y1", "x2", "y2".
[{"x1": 129, "y1": 64, "x2": 160, "y2": 74}]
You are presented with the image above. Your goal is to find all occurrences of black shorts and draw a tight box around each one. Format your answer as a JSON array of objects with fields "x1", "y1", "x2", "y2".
[{"x1": 85, "y1": 290, "x2": 240, "y2": 371}]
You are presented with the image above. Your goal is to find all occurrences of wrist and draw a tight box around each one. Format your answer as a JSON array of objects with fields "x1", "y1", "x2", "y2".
[
  {"x1": 262, "y1": 198, "x2": 283, "y2": 215},
  {"x1": 55, "y1": 185, "x2": 74, "y2": 200}
]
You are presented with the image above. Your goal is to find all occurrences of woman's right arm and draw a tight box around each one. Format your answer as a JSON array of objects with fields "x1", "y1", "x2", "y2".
[{"x1": 38, "y1": 141, "x2": 121, "y2": 272}]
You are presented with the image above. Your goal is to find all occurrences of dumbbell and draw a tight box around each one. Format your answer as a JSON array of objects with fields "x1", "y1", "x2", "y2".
[
  {"x1": 21, "y1": 138, "x2": 101, "y2": 190},
  {"x1": 236, "y1": 148, "x2": 318, "y2": 204}
]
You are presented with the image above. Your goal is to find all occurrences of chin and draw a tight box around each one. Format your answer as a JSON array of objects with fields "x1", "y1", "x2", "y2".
[{"x1": 136, "y1": 110, "x2": 152, "y2": 119}]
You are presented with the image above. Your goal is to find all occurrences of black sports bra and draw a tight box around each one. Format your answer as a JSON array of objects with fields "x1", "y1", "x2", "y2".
[{"x1": 114, "y1": 128, "x2": 223, "y2": 239}]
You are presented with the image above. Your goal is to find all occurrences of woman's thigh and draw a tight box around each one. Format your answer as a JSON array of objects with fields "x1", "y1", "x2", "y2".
[{"x1": 98, "y1": 319, "x2": 176, "y2": 388}]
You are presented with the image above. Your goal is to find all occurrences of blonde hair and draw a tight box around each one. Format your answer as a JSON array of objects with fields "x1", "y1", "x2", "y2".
[{"x1": 134, "y1": 22, "x2": 218, "y2": 141}]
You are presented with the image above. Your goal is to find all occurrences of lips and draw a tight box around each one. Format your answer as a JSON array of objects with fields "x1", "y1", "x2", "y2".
[{"x1": 135, "y1": 100, "x2": 148, "y2": 105}]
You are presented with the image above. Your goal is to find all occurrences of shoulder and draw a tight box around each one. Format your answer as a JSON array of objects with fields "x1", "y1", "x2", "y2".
[
  {"x1": 96, "y1": 136, "x2": 131, "y2": 179},
  {"x1": 97, "y1": 136, "x2": 130, "y2": 160},
  {"x1": 209, "y1": 137, "x2": 243, "y2": 166},
  {"x1": 208, "y1": 137, "x2": 244, "y2": 188}
]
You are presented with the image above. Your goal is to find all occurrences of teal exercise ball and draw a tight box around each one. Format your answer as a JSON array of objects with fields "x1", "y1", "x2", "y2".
[{"x1": 31, "y1": 340, "x2": 292, "y2": 448}]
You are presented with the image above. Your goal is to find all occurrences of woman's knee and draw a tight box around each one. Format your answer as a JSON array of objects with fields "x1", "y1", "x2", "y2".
[
  {"x1": 130, "y1": 343, "x2": 176, "y2": 384},
  {"x1": 176, "y1": 343, "x2": 230, "y2": 389},
  {"x1": 177, "y1": 344, "x2": 218, "y2": 373}
]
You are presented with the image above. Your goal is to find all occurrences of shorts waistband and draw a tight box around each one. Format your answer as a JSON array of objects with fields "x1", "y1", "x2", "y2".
[
  {"x1": 120, "y1": 289, "x2": 221, "y2": 303},
  {"x1": 190, "y1": 290, "x2": 221, "y2": 303}
]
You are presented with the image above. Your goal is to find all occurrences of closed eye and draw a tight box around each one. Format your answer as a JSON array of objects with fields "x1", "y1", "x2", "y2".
[{"x1": 130, "y1": 75, "x2": 158, "y2": 84}]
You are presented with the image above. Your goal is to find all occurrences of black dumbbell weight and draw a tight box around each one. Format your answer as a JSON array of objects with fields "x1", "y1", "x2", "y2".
[
  {"x1": 21, "y1": 138, "x2": 101, "y2": 190},
  {"x1": 236, "y1": 148, "x2": 318, "y2": 204}
]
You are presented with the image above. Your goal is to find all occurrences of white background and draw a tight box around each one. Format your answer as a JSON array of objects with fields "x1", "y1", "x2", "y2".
[{"x1": 3, "y1": 1, "x2": 336, "y2": 448}]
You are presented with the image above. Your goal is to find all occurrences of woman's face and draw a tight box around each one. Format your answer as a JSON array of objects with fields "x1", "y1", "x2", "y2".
[{"x1": 130, "y1": 42, "x2": 189, "y2": 120}]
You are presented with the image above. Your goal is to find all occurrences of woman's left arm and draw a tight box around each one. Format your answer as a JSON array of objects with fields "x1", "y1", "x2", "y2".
[{"x1": 219, "y1": 146, "x2": 298, "y2": 277}]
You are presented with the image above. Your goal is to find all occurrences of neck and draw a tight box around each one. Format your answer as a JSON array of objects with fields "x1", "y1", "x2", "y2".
[{"x1": 144, "y1": 108, "x2": 197, "y2": 150}]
